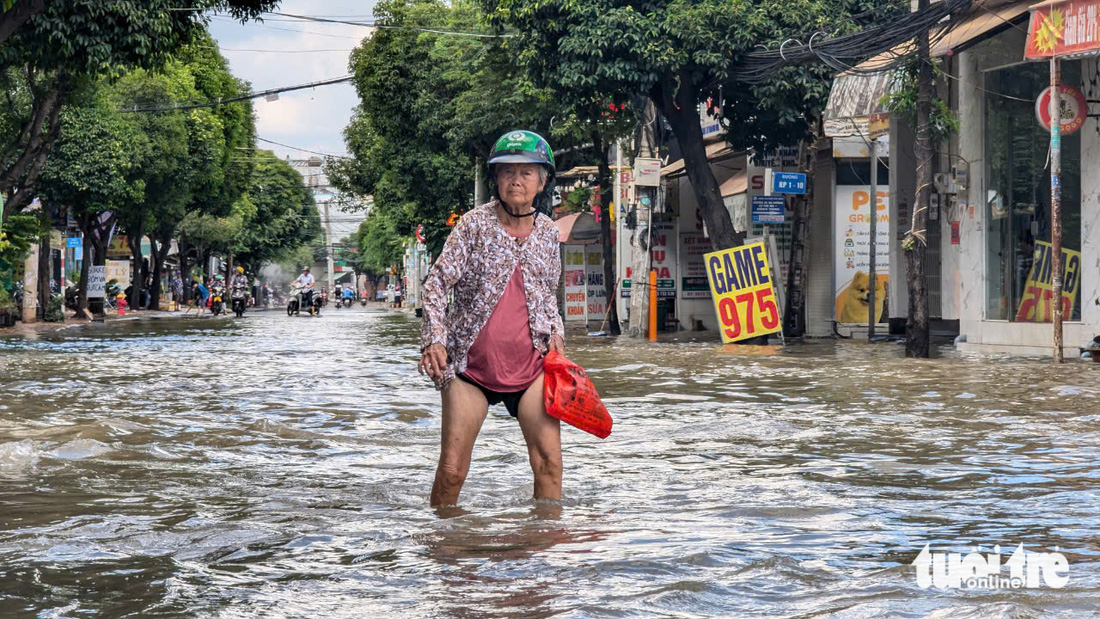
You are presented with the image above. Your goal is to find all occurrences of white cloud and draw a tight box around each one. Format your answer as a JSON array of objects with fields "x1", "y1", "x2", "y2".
[{"x1": 209, "y1": 0, "x2": 377, "y2": 160}]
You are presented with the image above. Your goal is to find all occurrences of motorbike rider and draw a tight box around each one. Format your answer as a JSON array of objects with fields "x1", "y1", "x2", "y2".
[
  {"x1": 230, "y1": 266, "x2": 249, "y2": 311},
  {"x1": 342, "y1": 285, "x2": 355, "y2": 304},
  {"x1": 230, "y1": 267, "x2": 249, "y2": 297},
  {"x1": 293, "y1": 266, "x2": 315, "y2": 309}
]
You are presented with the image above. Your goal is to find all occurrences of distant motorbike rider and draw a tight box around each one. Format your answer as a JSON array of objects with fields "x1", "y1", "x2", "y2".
[
  {"x1": 293, "y1": 266, "x2": 315, "y2": 308},
  {"x1": 342, "y1": 285, "x2": 355, "y2": 304},
  {"x1": 230, "y1": 267, "x2": 249, "y2": 297}
]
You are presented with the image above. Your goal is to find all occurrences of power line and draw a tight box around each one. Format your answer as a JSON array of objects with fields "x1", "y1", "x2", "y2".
[
  {"x1": 121, "y1": 75, "x2": 353, "y2": 113},
  {"x1": 211, "y1": 15, "x2": 365, "y2": 40},
  {"x1": 268, "y1": 11, "x2": 514, "y2": 39},
  {"x1": 255, "y1": 137, "x2": 351, "y2": 159},
  {"x1": 213, "y1": 46, "x2": 356, "y2": 54}
]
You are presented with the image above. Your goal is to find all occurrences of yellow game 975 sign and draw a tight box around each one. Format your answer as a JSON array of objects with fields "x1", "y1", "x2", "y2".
[{"x1": 704, "y1": 242, "x2": 782, "y2": 343}]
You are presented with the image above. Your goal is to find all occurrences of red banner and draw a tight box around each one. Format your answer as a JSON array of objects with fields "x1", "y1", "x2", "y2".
[{"x1": 1026, "y1": 0, "x2": 1100, "y2": 59}]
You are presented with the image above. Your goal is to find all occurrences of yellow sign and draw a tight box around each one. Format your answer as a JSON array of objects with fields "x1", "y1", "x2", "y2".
[
  {"x1": 868, "y1": 113, "x2": 890, "y2": 140},
  {"x1": 704, "y1": 242, "x2": 782, "y2": 343},
  {"x1": 1015, "y1": 240, "x2": 1081, "y2": 322}
]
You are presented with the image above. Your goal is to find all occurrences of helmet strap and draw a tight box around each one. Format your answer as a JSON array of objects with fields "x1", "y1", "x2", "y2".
[{"x1": 502, "y1": 203, "x2": 537, "y2": 218}]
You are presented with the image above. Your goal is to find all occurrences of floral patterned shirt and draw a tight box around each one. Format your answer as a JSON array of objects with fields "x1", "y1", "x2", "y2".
[{"x1": 420, "y1": 201, "x2": 565, "y2": 390}]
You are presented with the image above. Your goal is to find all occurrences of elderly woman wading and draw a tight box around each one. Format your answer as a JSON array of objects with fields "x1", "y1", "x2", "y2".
[{"x1": 419, "y1": 130, "x2": 566, "y2": 507}]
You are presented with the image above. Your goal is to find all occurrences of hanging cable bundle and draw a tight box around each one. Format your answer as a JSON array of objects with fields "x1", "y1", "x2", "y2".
[{"x1": 732, "y1": 0, "x2": 972, "y2": 83}]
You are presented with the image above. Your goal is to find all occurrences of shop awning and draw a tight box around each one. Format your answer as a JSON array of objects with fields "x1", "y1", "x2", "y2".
[
  {"x1": 856, "y1": 2, "x2": 1033, "y2": 70},
  {"x1": 824, "y1": 2, "x2": 1031, "y2": 137},
  {"x1": 661, "y1": 141, "x2": 735, "y2": 178},
  {"x1": 554, "y1": 212, "x2": 602, "y2": 244},
  {"x1": 557, "y1": 165, "x2": 629, "y2": 181},
  {"x1": 719, "y1": 170, "x2": 747, "y2": 198}
]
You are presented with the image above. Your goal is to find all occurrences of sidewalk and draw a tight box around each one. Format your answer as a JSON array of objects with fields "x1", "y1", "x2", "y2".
[{"x1": 0, "y1": 308, "x2": 217, "y2": 337}]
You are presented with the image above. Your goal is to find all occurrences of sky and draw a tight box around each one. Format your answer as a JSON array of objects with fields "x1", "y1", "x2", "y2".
[{"x1": 208, "y1": 1, "x2": 378, "y2": 161}]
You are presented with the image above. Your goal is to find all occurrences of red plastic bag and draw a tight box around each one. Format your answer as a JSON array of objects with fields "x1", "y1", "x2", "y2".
[{"x1": 543, "y1": 350, "x2": 613, "y2": 439}]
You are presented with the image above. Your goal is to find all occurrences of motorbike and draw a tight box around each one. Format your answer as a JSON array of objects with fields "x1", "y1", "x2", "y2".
[
  {"x1": 287, "y1": 282, "x2": 303, "y2": 316},
  {"x1": 287, "y1": 283, "x2": 320, "y2": 316},
  {"x1": 360, "y1": 291, "x2": 368, "y2": 307},
  {"x1": 231, "y1": 287, "x2": 248, "y2": 318},
  {"x1": 312, "y1": 289, "x2": 323, "y2": 315},
  {"x1": 209, "y1": 282, "x2": 226, "y2": 316}
]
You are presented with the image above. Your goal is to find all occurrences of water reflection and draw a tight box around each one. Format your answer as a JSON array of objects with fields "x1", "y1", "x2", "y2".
[{"x1": 0, "y1": 309, "x2": 1098, "y2": 616}]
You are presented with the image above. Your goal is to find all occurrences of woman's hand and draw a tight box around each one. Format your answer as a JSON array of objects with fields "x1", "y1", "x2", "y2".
[
  {"x1": 550, "y1": 334, "x2": 565, "y2": 356},
  {"x1": 419, "y1": 344, "x2": 448, "y2": 380}
]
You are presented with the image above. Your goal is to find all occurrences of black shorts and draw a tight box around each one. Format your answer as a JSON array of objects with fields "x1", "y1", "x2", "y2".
[{"x1": 458, "y1": 374, "x2": 531, "y2": 418}]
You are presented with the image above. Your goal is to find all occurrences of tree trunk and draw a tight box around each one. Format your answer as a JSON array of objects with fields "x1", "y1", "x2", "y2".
[
  {"x1": 77, "y1": 213, "x2": 92, "y2": 314},
  {"x1": 652, "y1": 73, "x2": 741, "y2": 251},
  {"x1": 591, "y1": 130, "x2": 621, "y2": 335},
  {"x1": 178, "y1": 236, "x2": 192, "y2": 302},
  {"x1": 0, "y1": 0, "x2": 47, "y2": 47},
  {"x1": 2, "y1": 82, "x2": 65, "y2": 220},
  {"x1": 906, "y1": 0, "x2": 933, "y2": 358},
  {"x1": 149, "y1": 234, "x2": 171, "y2": 310},
  {"x1": 127, "y1": 218, "x2": 145, "y2": 311}
]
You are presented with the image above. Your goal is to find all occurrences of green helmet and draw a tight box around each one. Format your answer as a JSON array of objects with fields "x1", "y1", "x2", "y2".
[
  {"x1": 488, "y1": 130, "x2": 555, "y2": 178},
  {"x1": 487, "y1": 130, "x2": 556, "y2": 213}
]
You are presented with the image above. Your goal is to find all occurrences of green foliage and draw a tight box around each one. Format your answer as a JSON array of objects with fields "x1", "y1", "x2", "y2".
[
  {"x1": 354, "y1": 213, "x2": 406, "y2": 275},
  {"x1": 0, "y1": 285, "x2": 12, "y2": 312},
  {"x1": 232, "y1": 151, "x2": 322, "y2": 270},
  {"x1": 880, "y1": 58, "x2": 959, "y2": 145},
  {"x1": 329, "y1": 0, "x2": 568, "y2": 259},
  {"x1": 0, "y1": 0, "x2": 281, "y2": 74},
  {"x1": 488, "y1": 0, "x2": 902, "y2": 155},
  {"x1": 44, "y1": 293, "x2": 64, "y2": 322},
  {"x1": 0, "y1": 213, "x2": 40, "y2": 273},
  {"x1": 38, "y1": 97, "x2": 145, "y2": 220}
]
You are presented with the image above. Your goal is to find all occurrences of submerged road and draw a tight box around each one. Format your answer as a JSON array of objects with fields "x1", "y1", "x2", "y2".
[{"x1": 0, "y1": 307, "x2": 1098, "y2": 616}]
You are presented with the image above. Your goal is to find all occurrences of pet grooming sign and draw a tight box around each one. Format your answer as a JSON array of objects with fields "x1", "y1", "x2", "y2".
[{"x1": 704, "y1": 242, "x2": 783, "y2": 344}]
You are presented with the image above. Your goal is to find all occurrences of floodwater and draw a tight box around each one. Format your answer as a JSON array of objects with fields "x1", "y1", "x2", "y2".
[{"x1": 0, "y1": 308, "x2": 1098, "y2": 618}]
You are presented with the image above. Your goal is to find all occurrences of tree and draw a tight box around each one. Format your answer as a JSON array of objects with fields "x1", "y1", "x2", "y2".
[
  {"x1": 329, "y1": 0, "x2": 575, "y2": 260},
  {"x1": 487, "y1": 0, "x2": 901, "y2": 251},
  {"x1": 232, "y1": 150, "x2": 322, "y2": 274},
  {"x1": 0, "y1": 0, "x2": 279, "y2": 49},
  {"x1": 0, "y1": 1, "x2": 277, "y2": 219},
  {"x1": 37, "y1": 97, "x2": 144, "y2": 313},
  {"x1": 907, "y1": 0, "x2": 933, "y2": 358}
]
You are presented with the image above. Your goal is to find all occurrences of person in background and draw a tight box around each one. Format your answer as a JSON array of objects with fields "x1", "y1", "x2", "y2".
[
  {"x1": 189, "y1": 279, "x2": 208, "y2": 315},
  {"x1": 293, "y1": 266, "x2": 315, "y2": 309},
  {"x1": 171, "y1": 271, "x2": 184, "y2": 307}
]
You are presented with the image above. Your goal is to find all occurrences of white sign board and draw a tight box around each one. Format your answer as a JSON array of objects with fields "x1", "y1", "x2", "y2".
[
  {"x1": 633, "y1": 158, "x2": 662, "y2": 187},
  {"x1": 563, "y1": 245, "x2": 587, "y2": 322},
  {"x1": 106, "y1": 259, "x2": 131, "y2": 286},
  {"x1": 87, "y1": 266, "x2": 107, "y2": 299},
  {"x1": 833, "y1": 185, "x2": 891, "y2": 323},
  {"x1": 584, "y1": 246, "x2": 607, "y2": 320}
]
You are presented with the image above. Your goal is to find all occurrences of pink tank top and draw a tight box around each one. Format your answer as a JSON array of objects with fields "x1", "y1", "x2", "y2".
[{"x1": 463, "y1": 262, "x2": 544, "y2": 392}]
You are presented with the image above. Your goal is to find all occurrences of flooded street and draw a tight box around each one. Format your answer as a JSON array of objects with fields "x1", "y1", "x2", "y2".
[{"x1": 0, "y1": 308, "x2": 1098, "y2": 617}]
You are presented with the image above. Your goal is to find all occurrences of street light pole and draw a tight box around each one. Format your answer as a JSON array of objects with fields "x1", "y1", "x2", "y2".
[{"x1": 868, "y1": 136, "x2": 878, "y2": 339}]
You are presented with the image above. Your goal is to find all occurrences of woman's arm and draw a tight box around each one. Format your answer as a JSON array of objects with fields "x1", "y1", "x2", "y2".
[
  {"x1": 545, "y1": 233, "x2": 566, "y2": 350},
  {"x1": 420, "y1": 218, "x2": 474, "y2": 353}
]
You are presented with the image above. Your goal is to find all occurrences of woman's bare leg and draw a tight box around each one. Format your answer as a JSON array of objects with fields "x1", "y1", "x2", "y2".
[
  {"x1": 516, "y1": 374, "x2": 562, "y2": 501},
  {"x1": 430, "y1": 378, "x2": 489, "y2": 507}
]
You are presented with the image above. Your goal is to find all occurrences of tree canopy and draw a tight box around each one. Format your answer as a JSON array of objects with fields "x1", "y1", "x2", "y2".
[
  {"x1": 328, "y1": 0, "x2": 579, "y2": 257},
  {"x1": 486, "y1": 0, "x2": 903, "y2": 249}
]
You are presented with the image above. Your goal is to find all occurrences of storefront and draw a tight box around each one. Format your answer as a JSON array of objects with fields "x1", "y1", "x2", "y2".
[{"x1": 953, "y1": 1, "x2": 1100, "y2": 355}]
